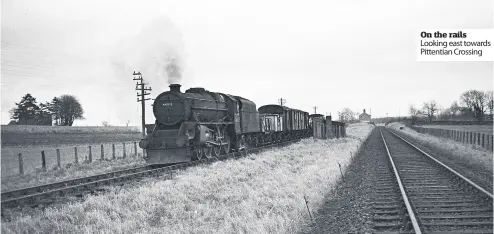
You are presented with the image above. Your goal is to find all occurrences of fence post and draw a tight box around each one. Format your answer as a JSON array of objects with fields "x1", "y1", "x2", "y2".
[
  {"x1": 123, "y1": 143, "x2": 126, "y2": 158},
  {"x1": 56, "y1": 149, "x2": 61, "y2": 168},
  {"x1": 482, "y1": 133, "x2": 485, "y2": 148},
  {"x1": 478, "y1": 133, "x2": 481, "y2": 146},
  {"x1": 487, "y1": 134, "x2": 490, "y2": 150},
  {"x1": 74, "y1": 147, "x2": 78, "y2": 163},
  {"x1": 41, "y1": 150, "x2": 46, "y2": 171},
  {"x1": 134, "y1": 142, "x2": 137, "y2": 157},
  {"x1": 112, "y1": 144, "x2": 116, "y2": 160},
  {"x1": 88, "y1": 146, "x2": 92, "y2": 162},
  {"x1": 18, "y1": 153, "x2": 24, "y2": 175},
  {"x1": 101, "y1": 145, "x2": 105, "y2": 160},
  {"x1": 491, "y1": 135, "x2": 493, "y2": 151},
  {"x1": 489, "y1": 134, "x2": 493, "y2": 151}
]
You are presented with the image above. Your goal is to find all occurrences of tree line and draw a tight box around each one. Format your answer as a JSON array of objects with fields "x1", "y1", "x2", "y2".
[
  {"x1": 409, "y1": 89, "x2": 493, "y2": 124},
  {"x1": 9, "y1": 93, "x2": 85, "y2": 126}
]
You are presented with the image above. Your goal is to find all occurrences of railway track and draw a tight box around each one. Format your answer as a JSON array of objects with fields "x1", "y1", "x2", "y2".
[
  {"x1": 373, "y1": 127, "x2": 493, "y2": 234},
  {"x1": 1, "y1": 138, "x2": 305, "y2": 213}
]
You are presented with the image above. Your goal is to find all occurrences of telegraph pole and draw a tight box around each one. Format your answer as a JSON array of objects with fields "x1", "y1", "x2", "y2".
[
  {"x1": 278, "y1": 98, "x2": 286, "y2": 107},
  {"x1": 133, "y1": 71, "x2": 152, "y2": 138}
]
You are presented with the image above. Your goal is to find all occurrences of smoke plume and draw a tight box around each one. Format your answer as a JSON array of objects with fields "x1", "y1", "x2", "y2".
[{"x1": 111, "y1": 16, "x2": 187, "y2": 91}]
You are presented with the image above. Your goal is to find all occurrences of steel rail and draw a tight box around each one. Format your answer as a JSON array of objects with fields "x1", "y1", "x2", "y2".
[
  {"x1": 1, "y1": 165, "x2": 154, "y2": 200},
  {"x1": 379, "y1": 129, "x2": 423, "y2": 234},
  {"x1": 388, "y1": 129, "x2": 493, "y2": 199}
]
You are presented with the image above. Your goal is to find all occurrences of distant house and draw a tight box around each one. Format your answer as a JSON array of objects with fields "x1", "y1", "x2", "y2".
[{"x1": 359, "y1": 109, "x2": 371, "y2": 122}]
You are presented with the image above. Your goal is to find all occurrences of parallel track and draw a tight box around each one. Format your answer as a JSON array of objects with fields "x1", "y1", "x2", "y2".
[
  {"x1": 1, "y1": 137, "x2": 306, "y2": 212},
  {"x1": 373, "y1": 127, "x2": 493, "y2": 234}
]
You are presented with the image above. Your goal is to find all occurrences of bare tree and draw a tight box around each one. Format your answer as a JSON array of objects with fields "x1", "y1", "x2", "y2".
[
  {"x1": 409, "y1": 105, "x2": 421, "y2": 124},
  {"x1": 423, "y1": 101, "x2": 439, "y2": 123},
  {"x1": 486, "y1": 91, "x2": 493, "y2": 115},
  {"x1": 449, "y1": 101, "x2": 461, "y2": 117},
  {"x1": 338, "y1": 108, "x2": 356, "y2": 123},
  {"x1": 460, "y1": 90, "x2": 488, "y2": 121},
  {"x1": 439, "y1": 101, "x2": 461, "y2": 120}
]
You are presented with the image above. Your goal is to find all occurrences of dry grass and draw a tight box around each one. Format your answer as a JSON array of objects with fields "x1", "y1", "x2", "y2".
[
  {"x1": 2, "y1": 123, "x2": 374, "y2": 234},
  {"x1": 2, "y1": 156, "x2": 146, "y2": 192},
  {"x1": 387, "y1": 122, "x2": 493, "y2": 173},
  {"x1": 346, "y1": 122, "x2": 375, "y2": 141},
  {"x1": 1, "y1": 125, "x2": 140, "y2": 134}
]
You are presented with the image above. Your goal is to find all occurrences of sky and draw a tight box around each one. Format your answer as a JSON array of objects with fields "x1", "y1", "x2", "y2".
[{"x1": 1, "y1": 0, "x2": 493, "y2": 126}]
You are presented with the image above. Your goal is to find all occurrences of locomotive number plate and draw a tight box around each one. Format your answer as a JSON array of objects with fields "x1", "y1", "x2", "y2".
[{"x1": 162, "y1": 103, "x2": 173, "y2": 107}]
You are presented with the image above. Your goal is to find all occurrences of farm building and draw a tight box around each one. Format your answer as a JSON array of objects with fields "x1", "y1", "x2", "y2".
[
  {"x1": 359, "y1": 109, "x2": 371, "y2": 122},
  {"x1": 11, "y1": 115, "x2": 52, "y2": 126}
]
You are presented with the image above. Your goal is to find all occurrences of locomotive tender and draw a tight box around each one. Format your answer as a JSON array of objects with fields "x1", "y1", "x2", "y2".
[{"x1": 139, "y1": 84, "x2": 311, "y2": 165}]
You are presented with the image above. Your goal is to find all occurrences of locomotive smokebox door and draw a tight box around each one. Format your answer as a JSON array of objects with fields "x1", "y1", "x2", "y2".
[{"x1": 153, "y1": 84, "x2": 189, "y2": 126}]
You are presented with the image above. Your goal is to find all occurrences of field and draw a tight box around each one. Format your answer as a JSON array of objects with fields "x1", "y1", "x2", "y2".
[
  {"x1": 1, "y1": 125, "x2": 141, "y2": 147},
  {"x1": 418, "y1": 124, "x2": 493, "y2": 134},
  {"x1": 1, "y1": 141, "x2": 141, "y2": 178},
  {"x1": 1, "y1": 123, "x2": 375, "y2": 234},
  {"x1": 1, "y1": 125, "x2": 141, "y2": 134},
  {"x1": 1, "y1": 125, "x2": 142, "y2": 177}
]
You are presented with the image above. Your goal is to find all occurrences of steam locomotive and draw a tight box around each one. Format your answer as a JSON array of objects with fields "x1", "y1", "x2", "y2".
[{"x1": 139, "y1": 84, "x2": 311, "y2": 165}]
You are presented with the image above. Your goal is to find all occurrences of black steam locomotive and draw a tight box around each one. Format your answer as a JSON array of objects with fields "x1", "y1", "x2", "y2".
[{"x1": 139, "y1": 84, "x2": 311, "y2": 165}]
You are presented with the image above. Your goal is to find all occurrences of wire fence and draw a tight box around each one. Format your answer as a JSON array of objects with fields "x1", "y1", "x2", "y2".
[{"x1": 1, "y1": 141, "x2": 142, "y2": 177}]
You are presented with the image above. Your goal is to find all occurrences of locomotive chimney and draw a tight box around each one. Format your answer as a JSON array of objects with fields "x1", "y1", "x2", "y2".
[{"x1": 169, "y1": 84, "x2": 181, "y2": 93}]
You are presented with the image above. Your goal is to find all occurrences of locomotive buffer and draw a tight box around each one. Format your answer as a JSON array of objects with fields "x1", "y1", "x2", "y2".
[{"x1": 133, "y1": 71, "x2": 152, "y2": 139}]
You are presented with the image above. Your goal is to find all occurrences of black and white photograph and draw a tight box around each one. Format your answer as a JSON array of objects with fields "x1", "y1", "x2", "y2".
[{"x1": 1, "y1": 0, "x2": 493, "y2": 233}]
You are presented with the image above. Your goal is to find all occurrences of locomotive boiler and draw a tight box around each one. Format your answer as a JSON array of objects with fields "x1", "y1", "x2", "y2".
[{"x1": 139, "y1": 84, "x2": 259, "y2": 164}]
